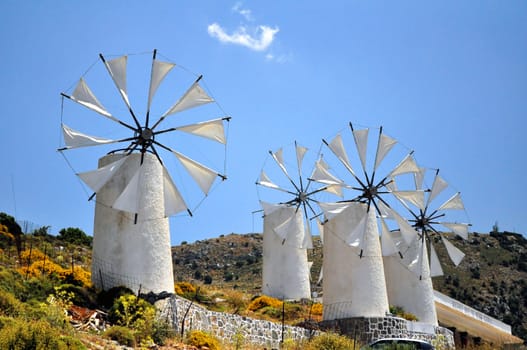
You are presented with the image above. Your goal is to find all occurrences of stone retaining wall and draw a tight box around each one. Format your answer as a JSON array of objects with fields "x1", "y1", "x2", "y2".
[
  {"x1": 156, "y1": 295, "x2": 455, "y2": 349},
  {"x1": 156, "y1": 295, "x2": 317, "y2": 349},
  {"x1": 320, "y1": 316, "x2": 455, "y2": 349}
]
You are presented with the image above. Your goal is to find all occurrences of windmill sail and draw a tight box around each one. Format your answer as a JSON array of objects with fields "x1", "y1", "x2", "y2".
[
  {"x1": 148, "y1": 59, "x2": 175, "y2": 111},
  {"x1": 162, "y1": 80, "x2": 214, "y2": 117},
  {"x1": 62, "y1": 124, "x2": 118, "y2": 149},
  {"x1": 77, "y1": 157, "x2": 128, "y2": 193},
  {"x1": 68, "y1": 78, "x2": 118, "y2": 122},
  {"x1": 103, "y1": 55, "x2": 131, "y2": 110},
  {"x1": 176, "y1": 118, "x2": 227, "y2": 144}
]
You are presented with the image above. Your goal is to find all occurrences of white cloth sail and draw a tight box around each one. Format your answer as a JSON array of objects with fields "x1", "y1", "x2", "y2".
[
  {"x1": 163, "y1": 167, "x2": 189, "y2": 216},
  {"x1": 443, "y1": 237, "x2": 465, "y2": 266},
  {"x1": 162, "y1": 81, "x2": 214, "y2": 117},
  {"x1": 428, "y1": 172, "x2": 449, "y2": 205},
  {"x1": 103, "y1": 55, "x2": 131, "y2": 110},
  {"x1": 62, "y1": 124, "x2": 117, "y2": 149},
  {"x1": 429, "y1": 242, "x2": 444, "y2": 277},
  {"x1": 374, "y1": 133, "x2": 397, "y2": 170},
  {"x1": 392, "y1": 190, "x2": 425, "y2": 211},
  {"x1": 438, "y1": 192, "x2": 464, "y2": 210},
  {"x1": 441, "y1": 222, "x2": 469, "y2": 239},
  {"x1": 77, "y1": 156, "x2": 128, "y2": 193},
  {"x1": 172, "y1": 151, "x2": 218, "y2": 195},
  {"x1": 326, "y1": 134, "x2": 355, "y2": 176},
  {"x1": 148, "y1": 59, "x2": 175, "y2": 111},
  {"x1": 176, "y1": 118, "x2": 227, "y2": 144},
  {"x1": 352, "y1": 128, "x2": 369, "y2": 170},
  {"x1": 295, "y1": 143, "x2": 308, "y2": 173},
  {"x1": 390, "y1": 153, "x2": 420, "y2": 177},
  {"x1": 69, "y1": 78, "x2": 117, "y2": 122}
]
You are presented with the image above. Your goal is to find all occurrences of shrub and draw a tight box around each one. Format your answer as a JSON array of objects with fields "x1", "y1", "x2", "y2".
[
  {"x1": 175, "y1": 281, "x2": 197, "y2": 297},
  {"x1": 0, "y1": 317, "x2": 85, "y2": 350},
  {"x1": 108, "y1": 294, "x2": 156, "y2": 329},
  {"x1": 311, "y1": 302, "x2": 323, "y2": 316},
  {"x1": 186, "y1": 330, "x2": 220, "y2": 350},
  {"x1": 305, "y1": 332, "x2": 356, "y2": 350},
  {"x1": 0, "y1": 290, "x2": 23, "y2": 317},
  {"x1": 247, "y1": 295, "x2": 283, "y2": 311},
  {"x1": 103, "y1": 325, "x2": 136, "y2": 347}
]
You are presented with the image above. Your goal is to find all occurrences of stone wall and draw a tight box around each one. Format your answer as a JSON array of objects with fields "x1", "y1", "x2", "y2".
[
  {"x1": 156, "y1": 295, "x2": 318, "y2": 349},
  {"x1": 320, "y1": 316, "x2": 455, "y2": 349},
  {"x1": 156, "y1": 295, "x2": 455, "y2": 349}
]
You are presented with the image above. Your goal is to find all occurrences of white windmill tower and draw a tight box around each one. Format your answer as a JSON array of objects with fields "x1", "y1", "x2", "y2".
[
  {"x1": 318, "y1": 123, "x2": 422, "y2": 320},
  {"x1": 256, "y1": 142, "x2": 343, "y2": 300},
  {"x1": 59, "y1": 50, "x2": 230, "y2": 294},
  {"x1": 384, "y1": 168, "x2": 470, "y2": 325}
]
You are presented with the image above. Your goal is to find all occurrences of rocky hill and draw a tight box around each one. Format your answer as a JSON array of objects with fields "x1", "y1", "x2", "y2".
[{"x1": 171, "y1": 230, "x2": 527, "y2": 342}]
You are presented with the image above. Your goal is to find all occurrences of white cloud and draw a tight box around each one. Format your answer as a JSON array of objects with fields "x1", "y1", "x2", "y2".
[
  {"x1": 232, "y1": 2, "x2": 253, "y2": 21},
  {"x1": 207, "y1": 23, "x2": 279, "y2": 52}
]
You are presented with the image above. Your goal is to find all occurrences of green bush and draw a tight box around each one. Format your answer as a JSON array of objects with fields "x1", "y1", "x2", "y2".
[
  {"x1": 0, "y1": 317, "x2": 85, "y2": 350},
  {"x1": 186, "y1": 330, "x2": 220, "y2": 350},
  {"x1": 0, "y1": 290, "x2": 23, "y2": 317},
  {"x1": 305, "y1": 332, "x2": 357, "y2": 350},
  {"x1": 103, "y1": 325, "x2": 136, "y2": 347},
  {"x1": 108, "y1": 294, "x2": 156, "y2": 328}
]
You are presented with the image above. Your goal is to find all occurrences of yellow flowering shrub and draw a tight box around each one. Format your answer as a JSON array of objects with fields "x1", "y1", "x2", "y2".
[
  {"x1": 174, "y1": 281, "x2": 197, "y2": 296},
  {"x1": 311, "y1": 302, "x2": 323, "y2": 316},
  {"x1": 17, "y1": 248, "x2": 92, "y2": 287},
  {"x1": 247, "y1": 295, "x2": 283, "y2": 312}
]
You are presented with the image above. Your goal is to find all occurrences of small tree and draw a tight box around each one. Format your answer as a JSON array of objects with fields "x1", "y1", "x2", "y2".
[{"x1": 58, "y1": 227, "x2": 92, "y2": 246}]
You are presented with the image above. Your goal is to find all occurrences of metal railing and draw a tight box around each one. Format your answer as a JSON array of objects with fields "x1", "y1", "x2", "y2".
[{"x1": 434, "y1": 290, "x2": 511, "y2": 334}]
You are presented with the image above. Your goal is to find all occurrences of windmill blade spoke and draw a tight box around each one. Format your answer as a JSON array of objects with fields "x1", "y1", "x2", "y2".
[
  {"x1": 442, "y1": 236, "x2": 465, "y2": 266},
  {"x1": 100, "y1": 54, "x2": 142, "y2": 130},
  {"x1": 269, "y1": 148, "x2": 301, "y2": 193},
  {"x1": 60, "y1": 123, "x2": 120, "y2": 150}
]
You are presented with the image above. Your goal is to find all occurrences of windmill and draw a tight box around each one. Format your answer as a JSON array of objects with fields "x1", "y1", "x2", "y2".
[
  {"x1": 59, "y1": 50, "x2": 230, "y2": 293},
  {"x1": 256, "y1": 142, "x2": 342, "y2": 300},
  {"x1": 384, "y1": 167, "x2": 470, "y2": 324},
  {"x1": 316, "y1": 123, "x2": 422, "y2": 320}
]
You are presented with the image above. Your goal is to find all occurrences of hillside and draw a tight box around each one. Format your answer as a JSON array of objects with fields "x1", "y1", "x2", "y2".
[{"x1": 171, "y1": 231, "x2": 527, "y2": 342}]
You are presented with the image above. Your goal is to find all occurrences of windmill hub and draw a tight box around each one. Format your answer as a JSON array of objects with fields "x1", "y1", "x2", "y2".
[
  {"x1": 299, "y1": 191, "x2": 308, "y2": 202},
  {"x1": 140, "y1": 127, "x2": 154, "y2": 141},
  {"x1": 364, "y1": 185, "x2": 378, "y2": 200}
]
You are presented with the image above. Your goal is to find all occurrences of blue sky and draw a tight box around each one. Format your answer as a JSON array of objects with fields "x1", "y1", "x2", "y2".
[{"x1": 0, "y1": 1, "x2": 525, "y2": 244}]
